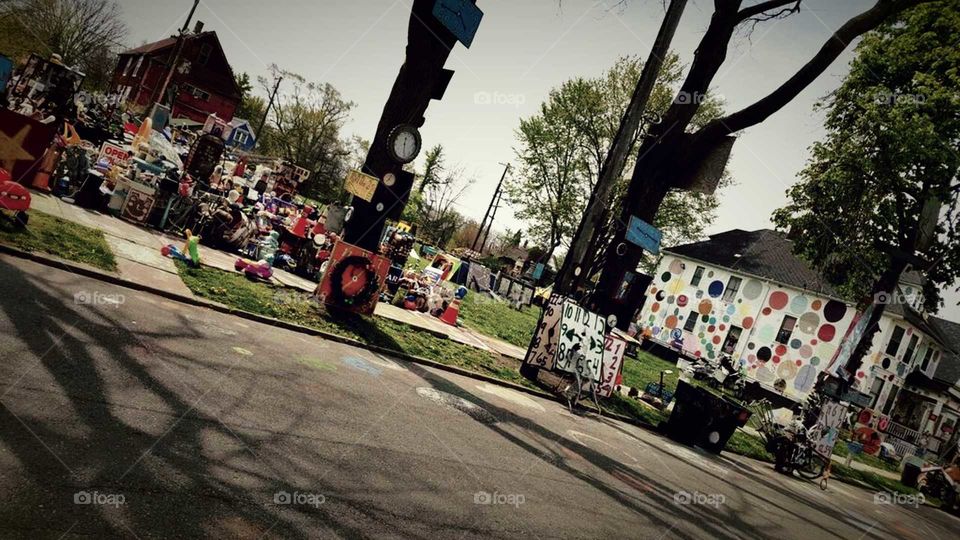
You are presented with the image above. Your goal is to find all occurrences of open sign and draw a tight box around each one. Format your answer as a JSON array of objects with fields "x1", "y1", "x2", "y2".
[{"x1": 98, "y1": 142, "x2": 130, "y2": 168}]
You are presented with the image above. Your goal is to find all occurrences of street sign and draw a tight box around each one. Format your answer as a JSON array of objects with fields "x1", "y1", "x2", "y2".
[
  {"x1": 344, "y1": 170, "x2": 379, "y2": 202},
  {"x1": 625, "y1": 215, "x2": 662, "y2": 255},
  {"x1": 432, "y1": 0, "x2": 484, "y2": 48}
]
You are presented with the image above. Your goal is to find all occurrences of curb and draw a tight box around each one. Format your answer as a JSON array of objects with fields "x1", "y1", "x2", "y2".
[{"x1": 0, "y1": 242, "x2": 654, "y2": 428}]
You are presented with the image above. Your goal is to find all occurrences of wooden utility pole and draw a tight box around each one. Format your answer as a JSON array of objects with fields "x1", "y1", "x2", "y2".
[
  {"x1": 472, "y1": 163, "x2": 510, "y2": 252},
  {"x1": 254, "y1": 75, "x2": 282, "y2": 151},
  {"x1": 555, "y1": 0, "x2": 688, "y2": 296}
]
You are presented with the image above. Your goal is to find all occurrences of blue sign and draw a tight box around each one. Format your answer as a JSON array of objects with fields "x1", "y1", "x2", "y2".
[
  {"x1": 625, "y1": 216, "x2": 662, "y2": 255},
  {"x1": 433, "y1": 0, "x2": 484, "y2": 48},
  {"x1": 0, "y1": 55, "x2": 12, "y2": 94},
  {"x1": 532, "y1": 263, "x2": 545, "y2": 280}
]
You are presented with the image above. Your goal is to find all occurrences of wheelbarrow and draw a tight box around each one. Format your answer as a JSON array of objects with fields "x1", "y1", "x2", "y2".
[{"x1": 0, "y1": 168, "x2": 31, "y2": 227}]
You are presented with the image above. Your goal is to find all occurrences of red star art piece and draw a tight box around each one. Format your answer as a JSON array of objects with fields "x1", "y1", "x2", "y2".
[
  {"x1": 0, "y1": 109, "x2": 56, "y2": 184},
  {"x1": 315, "y1": 241, "x2": 392, "y2": 315}
]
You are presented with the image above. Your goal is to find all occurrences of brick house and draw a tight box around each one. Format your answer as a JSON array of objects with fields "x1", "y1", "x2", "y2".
[
  {"x1": 111, "y1": 27, "x2": 241, "y2": 123},
  {"x1": 639, "y1": 229, "x2": 960, "y2": 458}
]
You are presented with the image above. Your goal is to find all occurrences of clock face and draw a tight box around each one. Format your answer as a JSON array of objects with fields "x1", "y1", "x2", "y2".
[
  {"x1": 388, "y1": 125, "x2": 421, "y2": 164},
  {"x1": 432, "y1": 0, "x2": 484, "y2": 48}
]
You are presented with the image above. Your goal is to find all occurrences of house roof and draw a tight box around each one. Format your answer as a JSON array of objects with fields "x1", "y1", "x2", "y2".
[
  {"x1": 664, "y1": 229, "x2": 840, "y2": 297},
  {"x1": 928, "y1": 317, "x2": 960, "y2": 386},
  {"x1": 121, "y1": 37, "x2": 179, "y2": 56}
]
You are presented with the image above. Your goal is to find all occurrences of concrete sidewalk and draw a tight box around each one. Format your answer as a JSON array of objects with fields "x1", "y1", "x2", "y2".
[{"x1": 29, "y1": 193, "x2": 526, "y2": 360}]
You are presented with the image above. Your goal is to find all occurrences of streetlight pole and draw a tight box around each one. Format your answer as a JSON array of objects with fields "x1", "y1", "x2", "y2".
[
  {"x1": 254, "y1": 75, "x2": 282, "y2": 151},
  {"x1": 472, "y1": 163, "x2": 510, "y2": 252}
]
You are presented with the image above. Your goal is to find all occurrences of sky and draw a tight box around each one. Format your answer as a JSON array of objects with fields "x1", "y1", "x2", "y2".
[{"x1": 113, "y1": 0, "x2": 960, "y2": 320}]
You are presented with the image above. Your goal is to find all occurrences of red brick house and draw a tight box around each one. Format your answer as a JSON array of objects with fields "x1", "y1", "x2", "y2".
[{"x1": 111, "y1": 28, "x2": 241, "y2": 123}]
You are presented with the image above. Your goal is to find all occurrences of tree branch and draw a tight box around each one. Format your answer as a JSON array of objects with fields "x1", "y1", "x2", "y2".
[
  {"x1": 736, "y1": 0, "x2": 802, "y2": 23},
  {"x1": 697, "y1": 0, "x2": 935, "y2": 142}
]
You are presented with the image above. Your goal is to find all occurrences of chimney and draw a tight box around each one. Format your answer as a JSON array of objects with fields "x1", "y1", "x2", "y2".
[{"x1": 194, "y1": 20, "x2": 204, "y2": 34}]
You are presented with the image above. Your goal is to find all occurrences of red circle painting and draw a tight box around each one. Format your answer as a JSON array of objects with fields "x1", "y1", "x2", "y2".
[
  {"x1": 665, "y1": 315, "x2": 678, "y2": 329},
  {"x1": 743, "y1": 317, "x2": 754, "y2": 329},
  {"x1": 818, "y1": 324, "x2": 836, "y2": 342},
  {"x1": 769, "y1": 291, "x2": 789, "y2": 310}
]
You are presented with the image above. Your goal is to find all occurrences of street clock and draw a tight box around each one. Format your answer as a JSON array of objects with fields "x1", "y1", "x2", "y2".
[{"x1": 387, "y1": 124, "x2": 422, "y2": 164}]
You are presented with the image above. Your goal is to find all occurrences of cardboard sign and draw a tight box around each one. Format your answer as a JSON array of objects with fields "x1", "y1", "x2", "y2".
[
  {"x1": 98, "y1": 142, "x2": 130, "y2": 169},
  {"x1": 555, "y1": 301, "x2": 607, "y2": 382},
  {"x1": 344, "y1": 170, "x2": 379, "y2": 202},
  {"x1": 523, "y1": 293, "x2": 566, "y2": 369},
  {"x1": 315, "y1": 241, "x2": 391, "y2": 316},
  {"x1": 598, "y1": 334, "x2": 627, "y2": 397}
]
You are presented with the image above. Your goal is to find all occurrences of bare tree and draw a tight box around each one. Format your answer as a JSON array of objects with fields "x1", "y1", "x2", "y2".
[{"x1": 0, "y1": 0, "x2": 127, "y2": 89}]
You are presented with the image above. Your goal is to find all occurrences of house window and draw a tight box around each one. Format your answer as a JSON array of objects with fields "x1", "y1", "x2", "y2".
[
  {"x1": 722, "y1": 326, "x2": 743, "y2": 355},
  {"x1": 882, "y1": 384, "x2": 900, "y2": 416},
  {"x1": 121, "y1": 57, "x2": 131, "y2": 76},
  {"x1": 198, "y1": 43, "x2": 212, "y2": 65},
  {"x1": 885, "y1": 326, "x2": 905, "y2": 356},
  {"x1": 691, "y1": 266, "x2": 705, "y2": 287},
  {"x1": 722, "y1": 276, "x2": 742, "y2": 302},
  {"x1": 234, "y1": 131, "x2": 249, "y2": 144},
  {"x1": 683, "y1": 311, "x2": 698, "y2": 332},
  {"x1": 186, "y1": 85, "x2": 210, "y2": 101},
  {"x1": 903, "y1": 335, "x2": 919, "y2": 364},
  {"x1": 132, "y1": 56, "x2": 143, "y2": 77},
  {"x1": 776, "y1": 315, "x2": 797, "y2": 345},
  {"x1": 921, "y1": 347, "x2": 935, "y2": 372}
]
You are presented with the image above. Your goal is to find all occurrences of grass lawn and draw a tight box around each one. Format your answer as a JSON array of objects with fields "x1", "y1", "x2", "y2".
[
  {"x1": 832, "y1": 439, "x2": 901, "y2": 473},
  {"x1": 620, "y1": 349, "x2": 680, "y2": 392},
  {"x1": 176, "y1": 263, "x2": 536, "y2": 388},
  {"x1": 458, "y1": 292, "x2": 540, "y2": 348},
  {"x1": 0, "y1": 210, "x2": 116, "y2": 271}
]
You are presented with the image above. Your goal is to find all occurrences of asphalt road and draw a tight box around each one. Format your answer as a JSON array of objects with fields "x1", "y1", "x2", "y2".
[{"x1": 1, "y1": 254, "x2": 958, "y2": 539}]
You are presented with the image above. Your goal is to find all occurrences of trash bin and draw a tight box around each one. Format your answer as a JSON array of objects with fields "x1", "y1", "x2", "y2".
[
  {"x1": 901, "y1": 456, "x2": 924, "y2": 488},
  {"x1": 662, "y1": 380, "x2": 752, "y2": 454}
]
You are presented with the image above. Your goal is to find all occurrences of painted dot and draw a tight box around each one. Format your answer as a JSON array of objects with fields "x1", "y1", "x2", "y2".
[
  {"x1": 790, "y1": 295, "x2": 809, "y2": 314},
  {"x1": 661, "y1": 272, "x2": 672, "y2": 282},
  {"x1": 798, "y1": 312, "x2": 820, "y2": 334},
  {"x1": 669, "y1": 259, "x2": 685, "y2": 274},
  {"x1": 743, "y1": 317, "x2": 754, "y2": 329},
  {"x1": 674, "y1": 308, "x2": 680, "y2": 315},
  {"x1": 709, "y1": 317, "x2": 717, "y2": 325},
  {"x1": 667, "y1": 295, "x2": 675, "y2": 304},
  {"x1": 701, "y1": 314, "x2": 709, "y2": 323},
  {"x1": 722, "y1": 316, "x2": 730, "y2": 323},
  {"x1": 707, "y1": 271, "x2": 714, "y2": 278},
  {"x1": 799, "y1": 344, "x2": 813, "y2": 358},
  {"x1": 665, "y1": 315, "x2": 678, "y2": 329},
  {"x1": 719, "y1": 324, "x2": 726, "y2": 331},
  {"x1": 881, "y1": 357, "x2": 891, "y2": 369},
  {"x1": 712, "y1": 336, "x2": 722, "y2": 345},
  {"x1": 762, "y1": 307, "x2": 772, "y2": 316},
  {"x1": 695, "y1": 351, "x2": 702, "y2": 357},
  {"x1": 726, "y1": 304, "x2": 736, "y2": 315},
  {"x1": 747, "y1": 342, "x2": 755, "y2": 350},
  {"x1": 757, "y1": 347, "x2": 772, "y2": 361},
  {"x1": 817, "y1": 324, "x2": 836, "y2": 342},
  {"x1": 823, "y1": 300, "x2": 847, "y2": 323},
  {"x1": 857, "y1": 371, "x2": 865, "y2": 378},
  {"x1": 790, "y1": 339, "x2": 802, "y2": 350},
  {"x1": 708, "y1": 325, "x2": 716, "y2": 333},
  {"x1": 656, "y1": 291, "x2": 666, "y2": 301},
  {"x1": 772, "y1": 356, "x2": 781, "y2": 364},
  {"x1": 742, "y1": 279, "x2": 763, "y2": 300},
  {"x1": 748, "y1": 354, "x2": 756, "y2": 362},
  {"x1": 775, "y1": 344, "x2": 787, "y2": 356},
  {"x1": 696, "y1": 290, "x2": 704, "y2": 299},
  {"x1": 698, "y1": 332, "x2": 705, "y2": 338},
  {"x1": 811, "y1": 339, "x2": 818, "y2": 345},
  {"x1": 769, "y1": 291, "x2": 789, "y2": 310},
  {"x1": 811, "y1": 300, "x2": 822, "y2": 310},
  {"x1": 708, "y1": 281, "x2": 724, "y2": 298},
  {"x1": 811, "y1": 357, "x2": 821, "y2": 366},
  {"x1": 698, "y1": 300, "x2": 713, "y2": 315},
  {"x1": 796, "y1": 360, "x2": 802, "y2": 366},
  {"x1": 677, "y1": 295, "x2": 688, "y2": 307}
]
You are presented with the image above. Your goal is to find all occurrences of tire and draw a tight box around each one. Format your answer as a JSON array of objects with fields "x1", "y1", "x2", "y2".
[{"x1": 795, "y1": 449, "x2": 828, "y2": 480}]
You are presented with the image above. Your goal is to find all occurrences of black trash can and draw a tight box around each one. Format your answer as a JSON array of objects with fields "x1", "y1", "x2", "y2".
[
  {"x1": 662, "y1": 380, "x2": 752, "y2": 454},
  {"x1": 901, "y1": 460, "x2": 922, "y2": 488}
]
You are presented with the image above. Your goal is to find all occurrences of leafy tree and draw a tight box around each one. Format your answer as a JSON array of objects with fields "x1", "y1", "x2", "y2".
[
  {"x1": 772, "y1": 0, "x2": 960, "y2": 379},
  {"x1": 405, "y1": 144, "x2": 472, "y2": 247},
  {"x1": 508, "y1": 54, "x2": 728, "y2": 271},
  {"x1": 0, "y1": 0, "x2": 127, "y2": 90},
  {"x1": 256, "y1": 65, "x2": 355, "y2": 203}
]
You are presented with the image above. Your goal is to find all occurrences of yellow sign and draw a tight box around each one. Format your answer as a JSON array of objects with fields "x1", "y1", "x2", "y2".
[{"x1": 344, "y1": 170, "x2": 379, "y2": 202}]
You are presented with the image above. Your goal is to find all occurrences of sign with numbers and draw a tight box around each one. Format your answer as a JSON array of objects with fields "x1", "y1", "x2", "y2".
[
  {"x1": 598, "y1": 334, "x2": 627, "y2": 397},
  {"x1": 555, "y1": 301, "x2": 607, "y2": 382},
  {"x1": 812, "y1": 400, "x2": 849, "y2": 459},
  {"x1": 523, "y1": 293, "x2": 565, "y2": 369},
  {"x1": 344, "y1": 169, "x2": 379, "y2": 202}
]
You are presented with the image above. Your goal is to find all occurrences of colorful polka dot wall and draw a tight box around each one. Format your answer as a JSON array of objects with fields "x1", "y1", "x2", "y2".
[{"x1": 639, "y1": 257, "x2": 859, "y2": 398}]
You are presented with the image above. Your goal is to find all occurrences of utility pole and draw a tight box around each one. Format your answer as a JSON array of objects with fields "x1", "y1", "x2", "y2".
[
  {"x1": 472, "y1": 163, "x2": 510, "y2": 252},
  {"x1": 554, "y1": 0, "x2": 688, "y2": 295},
  {"x1": 479, "y1": 180, "x2": 505, "y2": 253},
  {"x1": 154, "y1": 0, "x2": 200, "y2": 112},
  {"x1": 254, "y1": 75, "x2": 282, "y2": 150}
]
